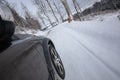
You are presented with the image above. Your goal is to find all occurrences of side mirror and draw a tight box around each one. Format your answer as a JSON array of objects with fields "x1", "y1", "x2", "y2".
[{"x1": 0, "y1": 16, "x2": 15, "y2": 43}]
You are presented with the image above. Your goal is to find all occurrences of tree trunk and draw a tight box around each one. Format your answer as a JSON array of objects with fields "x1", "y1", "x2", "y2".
[
  {"x1": 44, "y1": 12, "x2": 53, "y2": 27},
  {"x1": 61, "y1": 0, "x2": 73, "y2": 22},
  {"x1": 37, "y1": 12, "x2": 47, "y2": 27},
  {"x1": 72, "y1": 0, "x2": 81, "y2": 21},
  {"x1": 36, "y1": 0, "x2": 53, "y2": 27},
  {"x1": 53, "y1": 0, "x2": 64, "y2": 22},
  {"x1": 112, "y1": 0, "x2": 118, "y2": 9},
  {"x1": 45, "y1": 0, "x2": 59, "y2": 23}
]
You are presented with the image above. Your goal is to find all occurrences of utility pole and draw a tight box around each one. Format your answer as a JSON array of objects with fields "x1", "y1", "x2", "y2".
[
  {"x1": 72, "y1": 0, "x2": 81, "y2": 21},
  {"x1": 61, "y1": 0, "x2": 73, "y2": 22}
]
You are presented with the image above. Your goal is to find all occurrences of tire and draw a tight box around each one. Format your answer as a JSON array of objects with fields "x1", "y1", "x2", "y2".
[
  {"x1": 48, "y1": 70, "x2": 55, "y2": 80},
  {"x1": 48, "y1": 44, "x2": 65, "y2": 79},
  {"x1": 42, "y1": 38, "x2": 65, "y2": 80},
  {"x1": 42, "y1": 39, "x2": 55, "y2": 80}
]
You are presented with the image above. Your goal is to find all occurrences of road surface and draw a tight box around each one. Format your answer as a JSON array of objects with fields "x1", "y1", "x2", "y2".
[{"x1": 47, "y1": 17, "x2": 120, "y2": 80}]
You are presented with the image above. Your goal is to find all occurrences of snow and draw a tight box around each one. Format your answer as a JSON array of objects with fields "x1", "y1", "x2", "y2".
[
  {"x1": 7, "y1": 0, "x2": 100, "y2": 16},
  {"x1": 7, "y1": 0, "x2": 37, "y2": 17},
  {"x1": 15, "y1": 27, "x2": 46, "y2": 36},
  {"x1": 7, "y1": 0, "x2": 100, "y2": 25},
  {"x1": 45, "y1": 12, "x2": 120, "y2": 80},
  {"x1": 0, "y1": 3, "x2": 14, "y2": 21},
  {"x1": 83, "y1": 11, "x2": 120, "y2": 21}
]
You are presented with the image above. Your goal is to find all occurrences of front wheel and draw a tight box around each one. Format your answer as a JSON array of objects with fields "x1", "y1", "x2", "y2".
[
  {"x1": 48, "y1": 44, "x2": 65, "y2": 79},
  {"x1": 42, "y1": 39, "x2": 65, "y2": 80}
]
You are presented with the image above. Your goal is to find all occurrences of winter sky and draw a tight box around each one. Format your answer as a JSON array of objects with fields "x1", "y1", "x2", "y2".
[{"x1": 7, "y1": 0, "x2": 100, "y2": 16}]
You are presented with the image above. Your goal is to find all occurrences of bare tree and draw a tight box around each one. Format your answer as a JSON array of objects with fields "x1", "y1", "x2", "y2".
[
  {"x1": 72, "y1": 0, "x2": 81, "y2": 21},
  {"x1": 33, "y1": 0, "x2": 53, "y2": 27},
  {"x1": 52, "y1": 0, "x2": 64, "y2": 22},
  {"x1": 4, "y1": 1, "x2": 24, "y2": 27},
  {"x1": 45, "y1": 0, "x2": 59, "y2": 23},
  {"x1": 21, "y1": 2, "x2": 41, "y2": 30},
  {"x1": 0, "y1": 0, "x2": 4, "y2": 4},
  {"x1": 21, "y1": 2, "x2": 32, "y2": 29},
  {"x1": 60, "y1": 0, "x2": 73, "y2": 22},
  {"x1": 112, "y1": 0, "x2": 119, "y2": 9},
  {"x1": 37, "y1": 11, "x2": 47, "y2": 27}
]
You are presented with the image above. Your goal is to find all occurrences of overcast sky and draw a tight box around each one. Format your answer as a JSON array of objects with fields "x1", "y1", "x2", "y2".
[{"x1": 7, "y1": 0, "x2": 100, "y2": 16}]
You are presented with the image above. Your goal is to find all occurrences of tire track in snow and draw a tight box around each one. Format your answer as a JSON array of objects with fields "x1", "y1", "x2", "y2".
[
  {"x1": 63, "y1": 27, "x2": 120, "y2": 78},
  {"x1": 47, "y1": 25, "x2": 120, "y2": 80}
]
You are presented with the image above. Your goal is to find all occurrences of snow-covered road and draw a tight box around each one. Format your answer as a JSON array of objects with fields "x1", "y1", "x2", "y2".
[{"x1": 47, "y1": 14, "x2": 120, "y2": 80}]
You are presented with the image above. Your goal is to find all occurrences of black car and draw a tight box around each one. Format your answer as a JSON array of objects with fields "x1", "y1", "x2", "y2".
[{"x1": 0, "y1": 11, "x2": 65, "y2": 80}]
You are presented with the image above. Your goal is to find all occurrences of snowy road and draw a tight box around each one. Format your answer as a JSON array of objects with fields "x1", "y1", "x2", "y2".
[{"x1": 47, "y1": 14, "x2": 120, "y2": 80}]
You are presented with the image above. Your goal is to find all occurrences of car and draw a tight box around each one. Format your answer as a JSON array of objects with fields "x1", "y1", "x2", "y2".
[{"x1": 0, "y1": 3, "x2": 65, "y2": 80}]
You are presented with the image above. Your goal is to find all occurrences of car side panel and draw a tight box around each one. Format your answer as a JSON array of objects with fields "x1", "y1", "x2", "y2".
[{"x1": 0, "y1": 40, "x2": 49, "y2": 80}]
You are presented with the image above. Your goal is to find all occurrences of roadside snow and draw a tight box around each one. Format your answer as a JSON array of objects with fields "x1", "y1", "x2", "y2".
[
  {"x1": 83, "y1": 10, "x2": 120, "y2": 21},
  {"x1": 47, "y1": 13, "x2": 120, "y2": 80}
]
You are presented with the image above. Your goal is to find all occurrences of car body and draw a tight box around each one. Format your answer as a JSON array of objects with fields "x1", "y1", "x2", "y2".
[
  {"x1": 0, "y1": 34, "x2": 65, "y2": 80},
  {"x1": 0, "y1": 3, "x2": 65, "y2": 80}
]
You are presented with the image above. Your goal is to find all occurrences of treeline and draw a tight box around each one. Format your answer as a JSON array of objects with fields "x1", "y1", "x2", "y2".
[
  {"x1": 1, "y1": 0, "x2": 42, "y2": 31},
  {"x1": 1, "y1": 0, "x2": 77, "y2": 30},
  {"x1": 82, "y1": 0, "x2": 120, "y2": 16},
  {"x1": 1, "y1": 0, "x2": 84, "y2": 29}
]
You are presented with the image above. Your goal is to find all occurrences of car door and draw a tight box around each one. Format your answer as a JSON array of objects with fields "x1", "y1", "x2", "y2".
[{"x1": 0, "y1": 39, "x2": 49, "y2": 80}]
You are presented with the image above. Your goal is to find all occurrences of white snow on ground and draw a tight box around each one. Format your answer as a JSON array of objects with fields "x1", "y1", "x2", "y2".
[
  {"x1": 82, "y1": 10, "x2": 120, "y2": 21},
  {"x1": 46, "y1": 12, "x2": 120, "y2": 80}
]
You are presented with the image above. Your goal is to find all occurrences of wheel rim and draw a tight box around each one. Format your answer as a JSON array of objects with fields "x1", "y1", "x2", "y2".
[{"x1": 49, "y1": 45, "x2": 65, "y2": 78}]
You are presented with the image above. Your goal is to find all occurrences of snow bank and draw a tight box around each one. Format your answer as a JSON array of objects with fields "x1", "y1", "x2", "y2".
[{"x1": 15, "y1": 26, "x2": 47, "y2": 36}]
